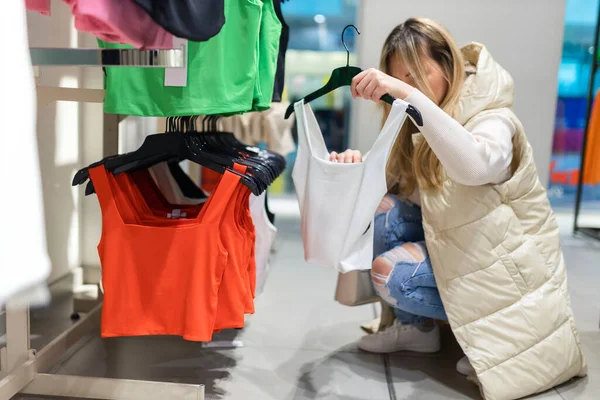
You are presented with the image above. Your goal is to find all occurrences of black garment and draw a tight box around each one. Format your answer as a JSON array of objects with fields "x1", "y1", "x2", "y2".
[
  {"x1": 167, "y1": 162, "x2": 207, "y2": 199},
  {"x1": 134, "y1": 0, "x2": 225, "y2": 42},
  {"x1": 271, "y1": 0, "x2": 289, "y2": 102},
  {"x1": 264, "y1": 191, "x2": 275, "y2": 224}
]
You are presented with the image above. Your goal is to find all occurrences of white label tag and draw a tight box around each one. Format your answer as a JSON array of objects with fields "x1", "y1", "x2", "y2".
[
  {"x1": 167, "y1": 209, "x2": 187, "y2": 219},
  {"x1": 164, "y1": 38, "x2": 188, "y2": 87}
]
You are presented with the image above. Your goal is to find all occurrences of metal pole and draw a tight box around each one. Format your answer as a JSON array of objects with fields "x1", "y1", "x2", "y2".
[{"x1": 573, "y1": 3, "x2": 600, "y2": 234}]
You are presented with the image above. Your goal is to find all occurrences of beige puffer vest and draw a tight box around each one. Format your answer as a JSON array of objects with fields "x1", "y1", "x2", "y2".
[{"x1": 417, "y1": 43, "x2": 587, "y2": 400}]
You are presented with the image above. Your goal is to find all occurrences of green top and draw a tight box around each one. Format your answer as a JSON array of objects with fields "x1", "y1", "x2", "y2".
[{"x1": 100, "y1": 0, "x2": 281, "y2": 117}]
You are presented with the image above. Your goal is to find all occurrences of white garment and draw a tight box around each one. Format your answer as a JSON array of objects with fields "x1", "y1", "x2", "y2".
[
  {"x1": 404, "y1": 89, "x2": 516, "y2": 206},
  {"x1": 292, "y1": 99, "x2": 409, "y2": 273},
  {"x1": 148, "y1": 162, "x2": 207, "y2": 205},
  {"x1": 0, "y1": 2, "x2": 51, "y2": 307},
  {"x1": 147, "y1": 165, "x2": 275, "y2": 293},
  {"x1": 249, "y1": 192, "x2": 277, "y2": 295}
]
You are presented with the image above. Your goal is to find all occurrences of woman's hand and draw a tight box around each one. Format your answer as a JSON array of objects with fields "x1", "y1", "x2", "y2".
[
  {"x1": 351, "y1": 68, "x2": 414, "y2": 102},
  {"x1": 329, "y1": 149, "x2": 363, "y2": 163}
]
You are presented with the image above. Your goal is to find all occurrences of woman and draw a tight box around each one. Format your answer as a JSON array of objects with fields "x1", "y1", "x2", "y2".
[{"x1": 330, "y1": 18, "x2": 587, "y2": 400}]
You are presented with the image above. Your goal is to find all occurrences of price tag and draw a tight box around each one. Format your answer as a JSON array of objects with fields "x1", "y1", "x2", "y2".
[{"x1": 164, "y1": 37, "x2": 188, "y2": 87}]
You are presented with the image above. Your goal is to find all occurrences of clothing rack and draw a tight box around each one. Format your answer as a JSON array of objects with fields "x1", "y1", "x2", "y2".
[
  {"x1": 30, "y1": 47, "x2": 186, "y2": 67},
  {"x1": 573, "y1": 4, "x2": 600, "y2": 242},
  {"x1": 0, "y1": 47, "x2": 206, "y2": 400}
]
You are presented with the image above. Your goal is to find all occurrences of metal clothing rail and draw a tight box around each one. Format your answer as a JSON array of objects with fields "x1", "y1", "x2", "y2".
[
  {"x1": 0, "y1": 46, "x2": 205, "y2": 400},
  {"x1": 30, "y1": 47, "x2": 187, "y2": 67}
]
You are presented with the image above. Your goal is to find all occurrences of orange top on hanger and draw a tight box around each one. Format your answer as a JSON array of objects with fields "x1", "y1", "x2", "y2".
[
  {"x1": 127, "y1": 167, "x2": 257, "y2": 329},
  {"x1": 90, "y1": 164, "x2": 242, "y2": 341},
  {"x1": 212, "y1": 165, "x2": 256, "y2": 330}
]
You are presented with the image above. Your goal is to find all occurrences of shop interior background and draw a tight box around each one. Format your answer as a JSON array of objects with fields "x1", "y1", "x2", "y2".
[
  {"x1": 277, "y1": 0, "x2": 600, "y2": 222},
  {"x1": 551, "y1": 0, "x2": 600, "y2": 216}
]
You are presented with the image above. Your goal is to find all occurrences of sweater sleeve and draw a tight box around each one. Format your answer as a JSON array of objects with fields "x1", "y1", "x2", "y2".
[{"x1": 404, "y1": 89, "x2": 516, "y2": 186}]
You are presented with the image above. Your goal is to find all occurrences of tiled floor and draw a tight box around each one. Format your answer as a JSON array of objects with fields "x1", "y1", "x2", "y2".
[{"x1": 10, "y1": 207, "x2": 600, "y2": 400}]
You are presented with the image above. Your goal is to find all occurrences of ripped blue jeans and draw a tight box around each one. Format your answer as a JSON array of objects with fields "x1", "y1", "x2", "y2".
[{"x1": 372, "y1": 194, "x2": 448, "y2": 324}]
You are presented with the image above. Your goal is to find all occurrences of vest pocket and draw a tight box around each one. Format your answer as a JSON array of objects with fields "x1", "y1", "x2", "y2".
[{"x1": 494, "y1": 244, "x2": 528, "y2": 296}]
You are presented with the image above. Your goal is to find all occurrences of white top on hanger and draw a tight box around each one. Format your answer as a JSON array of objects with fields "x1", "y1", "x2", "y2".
[
  {"x1": 292, "y1": 99, "x2": 409, "y2": 273},
  {"x1": 249, "y1": 191, "x2": 277, "y2": 295}
]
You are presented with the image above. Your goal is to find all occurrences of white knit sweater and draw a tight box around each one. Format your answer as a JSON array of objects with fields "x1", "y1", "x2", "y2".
[{"x1": 403, "y1": 89, "x2": 515, "y2": 206}]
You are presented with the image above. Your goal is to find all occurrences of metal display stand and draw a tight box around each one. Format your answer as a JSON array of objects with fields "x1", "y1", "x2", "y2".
[
  {"x1": 0, "y1": 47, "x2": 205, "y2": 400},
  {"x1": 573, "y1": 5, "x2": 600, "y2": 241}
]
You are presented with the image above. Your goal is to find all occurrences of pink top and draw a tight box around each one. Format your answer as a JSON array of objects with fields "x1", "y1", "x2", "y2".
[
  {"x1": 26, "y1": 0, "x2": 51, "y2": 16},
  {"x1": 62, "y1": 0, "x2": 174, "y2": 49}
]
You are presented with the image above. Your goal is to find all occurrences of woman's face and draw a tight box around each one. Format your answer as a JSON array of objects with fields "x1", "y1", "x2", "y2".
[{"x1": 389, "y1": 53, "x2": 448, "y2": 105}]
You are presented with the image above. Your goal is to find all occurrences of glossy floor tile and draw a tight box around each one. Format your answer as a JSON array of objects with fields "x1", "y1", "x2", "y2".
[
  {"x1": 9, "y1": 210, "x2": 600, "y2": 400},
  {"x1": 213, "y1": 347, "x2": 390, "y2": 400},
  {"x1": 556, "y1": 368, "x2": 600, "y2": 400}
]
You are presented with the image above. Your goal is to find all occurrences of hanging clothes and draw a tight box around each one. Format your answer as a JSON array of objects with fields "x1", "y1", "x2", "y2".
[
  {"x1": 250, "y1": 191, "x2": 277, "y2": 295},
  {"x1": 130, "y1": 167, "x2": 257, "y2": 330},
  {"x1": 89, "y1": 164, "x2": 252, "y2": 341},
  {"x1": 212, "y1": 164, "x2": 256, "y2": 330},
  {"x1": 148, "y1": 162, "x2": 207, "y2": 205},
  {"x1": 271, "y1": 0, "x2": 289, "y2": 102},
  {"x1": 99, "y1": 0, "x2": 282, "y2": 116},
  {"x1": 131, "y1": 167, "x2": 257, "y2": 330},
  {"x1": 133, "y1": 0, "x2": 225, "y2": 42},
  {"x1": 147, "y1": 162, "x2": 276, "y2": 296},
  {"x1": 262, "y1": 103, "x2": 296, "y2": 156},
  {"x1": 292, "y1": 99, "x2": 409, "y2": 273},
  {"x1": 0, "y1": 0, "x2": 51, "y2": 307},
  {"x1": 126, "y1": 169, "x2": 204, "y2": 220},
  {"x1": 583, "y1": 90, "x2": 600, "y2": 185},
  {"x1": 214, "y1": 102, "x2": 296, "y2": 157},
  {"x1": 25, "y1": 0, "x2": 51, "y2": 15},
  {"x1": 61, "y1": 0, "x2": 174, "y2": 49}
]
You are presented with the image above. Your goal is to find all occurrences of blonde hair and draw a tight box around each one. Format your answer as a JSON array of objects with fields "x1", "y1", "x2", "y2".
[{"x1": 381, "y1": 18, "x2": 465, "y2": 197}]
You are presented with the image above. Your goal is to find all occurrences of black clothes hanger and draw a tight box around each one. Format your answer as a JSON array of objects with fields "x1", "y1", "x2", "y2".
[
  {"x1": 284, "y1": 25, "x2": 423, "y2": 126},
  {"x1": 75, "y1": 118, "x2": 208, "y2": 196},
  {"x1": 118, "y1": 133, "x2": 261, "y2": 195},
  {"x1": 75, "y1": 117, "x2": 262, "y2": 196},
  {"x1": 74, "y1": 153, "x2": 150, "y2": 196},
  {"x1": 83, "y1": 157, "x2": 204, "y2": 198},
  {"x1": 104, "y1": 116, "x2": 233, "y2": 175},
  {"x1": 194, "y1": 116, "x2": 279, "y2": 193},
  {"x1": 75, "y1": 114, "x2": 288, "y2": 198}
]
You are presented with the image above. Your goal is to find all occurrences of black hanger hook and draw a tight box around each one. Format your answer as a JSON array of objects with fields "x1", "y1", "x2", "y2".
[{"x1": 341, "y1": 24, "x2": 360, "y2": 67}]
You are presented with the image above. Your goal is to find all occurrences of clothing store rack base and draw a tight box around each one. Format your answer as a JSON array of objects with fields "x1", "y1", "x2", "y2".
[{"x1": 0, "y1": 47, "x2": 206, "y2": 400}]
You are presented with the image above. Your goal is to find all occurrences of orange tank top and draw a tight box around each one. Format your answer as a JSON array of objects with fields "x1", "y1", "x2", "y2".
[
  {"x1": 125, "y1": 166, "x2": 256, "y2": 328},
  {"x1": 212, "y1": 182, "x2": 255, "y2": 329},
  {"x1": 120, "y1": 166, "x2": 256, "y2": 326},
  {"x1": 89, "y1": 165, "x2": 241, "y2": 341}
]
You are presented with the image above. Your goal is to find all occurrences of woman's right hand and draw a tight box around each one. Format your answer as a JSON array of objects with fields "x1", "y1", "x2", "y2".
[{"x1": 329, "y1": 149, "x2": 363, "y2": 163}]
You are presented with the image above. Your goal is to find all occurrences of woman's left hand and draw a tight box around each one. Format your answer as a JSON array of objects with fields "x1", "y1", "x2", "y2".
[{"x1": 351, "y1": 68, "x2": 414, "y2": 102}]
